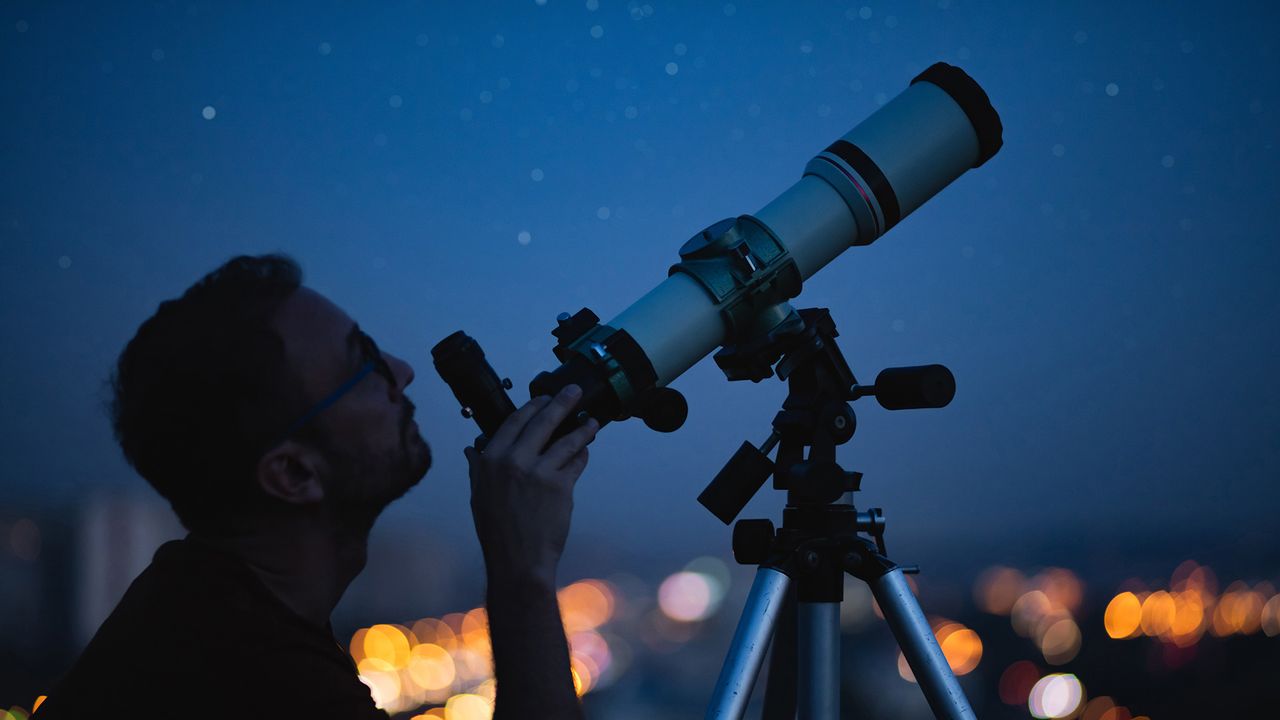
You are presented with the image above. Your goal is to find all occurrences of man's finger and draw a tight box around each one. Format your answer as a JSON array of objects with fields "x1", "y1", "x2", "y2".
[
  {"x1": 538, "y1": 418, "x2": 598, "y2": 471},
  {"x1": 487, "y1": 395, "x2": 552, "y2": 453},
  {"x1": 512, "y1": 385, "x2": 582, "y2": 459},
  {"x1": 560, "y1": 446, "x2": 589, "y2": 479}
]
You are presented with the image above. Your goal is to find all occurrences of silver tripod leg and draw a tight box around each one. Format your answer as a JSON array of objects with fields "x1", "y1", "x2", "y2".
[
  {"x1": 797, "y1": 602, "x2": 840, "y2": 720},
  {"x1": 706, "y1": 567, "x2": 792, "y2": 720},
  {"x1": 870, "y1": 568, "x2": 977, "y2": 720}
]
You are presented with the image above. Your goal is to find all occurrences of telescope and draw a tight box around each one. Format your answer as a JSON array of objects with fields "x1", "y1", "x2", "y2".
[{"x1": 433, "y1": 62, "x2": 1002, "y2": 443}]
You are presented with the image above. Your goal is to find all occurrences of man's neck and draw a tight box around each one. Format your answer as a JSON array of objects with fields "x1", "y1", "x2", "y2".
[{"x1": 192, "y1": 515, "x2": 369, "y2": 627}]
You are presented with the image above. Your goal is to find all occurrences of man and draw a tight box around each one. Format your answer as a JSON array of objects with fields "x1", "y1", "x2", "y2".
[{"x1": 38, "y1": 254, "x2": 598, "y2": 718}]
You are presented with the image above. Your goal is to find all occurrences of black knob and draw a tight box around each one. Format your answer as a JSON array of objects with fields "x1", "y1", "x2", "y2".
[
  {"x1": 637, "y1": 387, "x2": 688, "y2": 433},
  {"x1": 873, "y1": 365, "x2": 955, "y2": 410}
]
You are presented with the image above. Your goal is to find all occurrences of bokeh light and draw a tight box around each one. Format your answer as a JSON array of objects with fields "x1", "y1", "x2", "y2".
[
  {"x1": 348, "y1": 577, "x2": 619, "y2": 716},
  {"x1": 974, "y1": 566, "x2": 1026, "y2": 615},
  {"x1": 365, "y1": 624, "x2": 413, "y2": 668},
  {"x1": 559, "y1": 579, "x2": 616, "y2": 632},
  {"x1": 1033, "y1": 569, "x2": 1085, "y2": 613},
  {"x1": 1011, "y1": 590, "x2": 1055, "y2": 638},
  {"x1": 1080, "y1": 695, "x2": 1114, "y2": 720},
  {"x1": 1262, "y1": 594, "x2": 1280, "y2": 637},
  {"x1": 658, "y1": 571, "x2": 719, "y2": 622},
  {"x1": 1038, "y1": 617, "x2": 1082, "y2": 665},
  {"x1": 1028, "y1": 673, "x2": 1084, "y2": 719},
  {"x1": 358, "y1": 663, "x2": 403, "y2": 710},
  {"x1": 999, "y1": 660, "x2": 1041, "y2": 705},
  {"x1": 898, "y1": 620, "x2": 982, "y2": 682},
  {"x1": 444, "y1": 693, "x2": 493, "y2": 720},
  {"x1": 407, "y1": 643, "x2": 457, "y2": 692},
  {"x1": 937, "y1": 624, "x2": 983, "y2": 675}
]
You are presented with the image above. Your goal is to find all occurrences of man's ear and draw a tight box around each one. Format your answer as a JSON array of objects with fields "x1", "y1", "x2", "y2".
[{"x1": 256, "y1": 441, "x2": 328, "y2": 505}]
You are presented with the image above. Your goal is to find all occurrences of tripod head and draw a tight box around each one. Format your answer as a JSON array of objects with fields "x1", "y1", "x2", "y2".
[{"x1": 698, "y1": 307, "x2": 954, "y2": 529}]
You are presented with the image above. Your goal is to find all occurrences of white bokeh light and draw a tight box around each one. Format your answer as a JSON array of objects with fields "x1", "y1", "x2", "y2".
[
  {"x1": 658, "y1": 572, "x2": 715, "y2": 622},
  {"x1": 201, "y1": 105, "x2": 216, "y2": 120},
  {"x1": 1028, "y1": 673, "x2": 1083, "y2": 719}
]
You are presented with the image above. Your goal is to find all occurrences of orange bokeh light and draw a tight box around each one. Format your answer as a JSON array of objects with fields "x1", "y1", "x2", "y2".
[
  {"x1": 1139, "y1": 591, "x2": 1175, "y2": 637},
  {"x1": 1104, "y1": 592, "x2": 1142, "y2": 639},
  {"x1": 559, "y1": 580, "x2": 615, "y2": 632},
  {"x1": 975, "y1": 566, "x2": 1026, "y2": 615}
]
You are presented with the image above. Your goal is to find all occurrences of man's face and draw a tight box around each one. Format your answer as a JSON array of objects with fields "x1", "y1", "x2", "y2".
[{"x1": 272, "y1": 287, "x2": 431, "y2": 520}]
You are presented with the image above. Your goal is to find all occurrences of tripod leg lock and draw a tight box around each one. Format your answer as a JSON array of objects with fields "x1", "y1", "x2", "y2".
[{"x1": 841, "y1": 536, "x2": 899, "y2": 582}]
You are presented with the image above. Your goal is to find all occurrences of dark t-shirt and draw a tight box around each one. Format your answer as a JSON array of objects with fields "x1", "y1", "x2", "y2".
[{"x1": 37, "y1": 537, "x2": 387, "y2": 719}]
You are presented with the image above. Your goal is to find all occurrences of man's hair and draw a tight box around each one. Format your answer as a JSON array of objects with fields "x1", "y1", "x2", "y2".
[{"x1": 110, "y1": 254, "x2": 315, "y2": 532}]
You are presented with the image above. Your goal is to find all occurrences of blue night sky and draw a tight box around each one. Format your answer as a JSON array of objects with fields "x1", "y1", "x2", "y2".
[{"x1": 2, "y1": 0, "x2": 1278, "y2": 588}]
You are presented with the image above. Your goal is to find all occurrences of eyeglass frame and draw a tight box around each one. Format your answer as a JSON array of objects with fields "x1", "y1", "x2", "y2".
[{"x1": 276, "y1": 330, "x2": 396, "y2": 441}]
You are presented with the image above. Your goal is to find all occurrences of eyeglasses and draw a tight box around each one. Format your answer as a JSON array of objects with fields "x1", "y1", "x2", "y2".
[{"x1": 278, "y1": 331, "x2": 396, "y2": 440}]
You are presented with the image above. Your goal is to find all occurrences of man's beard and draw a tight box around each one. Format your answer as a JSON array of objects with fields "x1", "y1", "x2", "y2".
[{"x1": 323, "y1": 399, "x2": 431, "y2": 534}]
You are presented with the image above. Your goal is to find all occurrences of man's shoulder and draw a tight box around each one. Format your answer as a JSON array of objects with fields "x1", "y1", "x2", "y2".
[{"x1": 38, "y1": 538, "x2": 384, "y2": 719}]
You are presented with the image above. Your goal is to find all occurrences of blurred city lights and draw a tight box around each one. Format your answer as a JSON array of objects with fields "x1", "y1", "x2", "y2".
[
  {"x1": 349, "y1": 577, "x2": 619, "y2": 716},
  {"x1": 1028, "y1": 673, "x2": 1084, "y2": 719},
  {"x1": 1092, "y1": 561, "x2": 1280, "y2": 660}
]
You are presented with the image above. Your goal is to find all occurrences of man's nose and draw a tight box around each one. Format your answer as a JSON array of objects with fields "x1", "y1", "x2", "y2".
[{"x1": 384, "y1": 352, "x2": 415, "y2": 396}]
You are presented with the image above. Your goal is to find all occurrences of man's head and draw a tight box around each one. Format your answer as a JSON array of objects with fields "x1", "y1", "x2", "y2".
[{"x1": 110, "y1": 254, "x2": 430, "y2": 536}]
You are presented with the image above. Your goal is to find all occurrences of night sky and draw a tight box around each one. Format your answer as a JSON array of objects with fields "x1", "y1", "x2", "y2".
[{"x1": 3, "y1": 0, "x2": 1278, "y2": 608}]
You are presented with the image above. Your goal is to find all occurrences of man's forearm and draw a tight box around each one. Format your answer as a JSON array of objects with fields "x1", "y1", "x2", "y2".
[{"x1": 485, "y1": 573, "x2": 584, "y2": 720}]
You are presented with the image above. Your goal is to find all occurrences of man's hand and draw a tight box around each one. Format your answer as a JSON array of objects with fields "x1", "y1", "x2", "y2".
[
  {"x1": 464, "y1": 384, "x2": 598, "y2": 719},
  {"x1": 464, "y1": 383, "x2": 600, "y2": 590}
]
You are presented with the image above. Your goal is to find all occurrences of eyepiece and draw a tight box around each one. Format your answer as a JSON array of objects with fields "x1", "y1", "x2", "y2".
[{"x1": 431, "y1": 331, "x2": 518, "y2": 439}]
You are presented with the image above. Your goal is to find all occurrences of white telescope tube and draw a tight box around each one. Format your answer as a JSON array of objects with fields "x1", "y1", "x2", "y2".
[{"x1": 609, "y1": 63, "x2": 1002, "y2": 387}]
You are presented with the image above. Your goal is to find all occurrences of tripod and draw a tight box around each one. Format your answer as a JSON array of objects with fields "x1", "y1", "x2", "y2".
[{"x1": 697, "y1": 308, "x2": 975, "y2": 720}]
